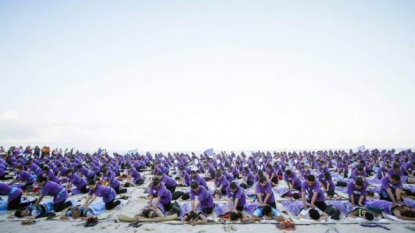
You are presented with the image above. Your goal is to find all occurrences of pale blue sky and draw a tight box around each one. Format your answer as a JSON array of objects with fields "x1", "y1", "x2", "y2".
[{"x1": 1, "y1": 1, "x2": 414, "y2": 153}]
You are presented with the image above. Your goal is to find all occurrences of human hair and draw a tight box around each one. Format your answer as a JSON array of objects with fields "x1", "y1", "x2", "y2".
[
  {"x1": 307, "y1": 175, "x2": 315, "y2": 182},
  {"x1": 216, "y1": 171, "x2": 222, "y2": 177},
  {"x1": 230, "y1": 182, "x2": 237, "y2": 190},
  {"x1": 190, "y1": 170, "x2": 197, "y2": 175},
  {"x1": 391, "y1": 174, "x2": 401, "y2": 182},
  {"x1": 37, "y1": 175, "x2": 48, "y2": 183},
  {"x1": 152, "y1": 177, "x2": 160, "y2": 186},
  {"x1": 324, "y1": 172, "x2": 331, "y2": 179},
  {"x1": 402, "y1": 210, "x2": 415, "y2": 217},
  {"x1": 239, "y1": 183, "x2": 247, "y2": 189},
  {"x1": 292, "y1": 193, "x2": 301, "y2": 200},
  {"x1": 143, "y1": 208, "x2": 156, "y2": 218},
  {"x1": 355, "y1": 177, "x2": 364, "y2": 186},
  {"x1": 187, "y1": 211, "x2": 198, "y2": 220},
  {"x1": 365, "y1": 211, "x2": 374, "y2": 221},
  {"x1": 230, "y1": 211, "x2": 242, "y2": 221},
  {"x1": 262, "y1": 205, "x2": 272, "y2": 216},
  {"x1": 367, "y1": 190, "x2": 374, "y2": 197},
  {"x1": 65, "y1": 169, "x2": 73, "y2": 176},
  {"x1": 181, "y1": 192, "x2": 190, "y2": 200},
  {"x1": 259, "y1": 176, "x2": 267, "y2": 184},
  {"x1": 14, "y1": 207, "x2": 27, "y2": 218},
  {"x1": 190, "y1": 181, "x2": 199, "y2": 189},
  {"x1": 357, "y1": 166, "x2": 363, "y2": 172},
  {"x1": 87, "y1": 179, "x2": 96, "y2": 186},
  {"x1": 285, "y1": 169, "x2": 292, "y2": 175},
  {"x1": 309, "y1": 209, "x2": 320, "y2": 220}
]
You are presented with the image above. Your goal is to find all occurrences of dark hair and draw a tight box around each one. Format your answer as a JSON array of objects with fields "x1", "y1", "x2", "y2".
[
  {"x1": 355, "y1": 178, "x2": 364, "y2": 186},
  {"x1": 367, "y1": 190, "x2": 374, "y2": 197},
  {"x1": 14, "y1": 207, "x2": 27, "y2": 218},
  {"x1": 230, "y1": 182, "x2": 237, "y2": 190},
  {"x1": 190, "y1": 170, "x2": 197, "y2": 175},
  {"x1": 42, "y1": 166, "x2": 49, "y2": 171},
  {"x1": 309, "y1": 209, "x2": 320, "y2": 220},
  {"x1": 152, "y1": 177, "x2": 161, "y2": 186},
  {"x1": 65, "y1": 169, "x2": 73, "y2": 176},
  {"x1": 181, "y1": 192, "x2": 190, "y2": 200},
  {"x1": 187, "y1": 211, "x2": 198, "y2": 220},
  {"x1": 307, "y1": 175, "x2": 315, "y2": 182},
  {"x1": 216, "y1": 171, "x2": 222, "y2": 177},
  {"x1": 143, "y1": 208, "x2": 156, "y2": 218},
  {"x1": 391, "y1": 174, "x2": 401, "y2": 182},
  {"x1": 37, "y1": 175, "x2": 48, "y2": 183},
  {"x1": 357, "y1": 166, "x2": 364, "y2": 172},
  {"x1": 230, "y1": 211, "x2": 242, "y2": 221},
  {"x1": 285, "y1": 169, "x2": 292, "y2": 175},
  {"x1": 190, "y1": 181, "x2": 199, "y2": 189},
  {"x1": 262, "y1": 205, "x2": 272, "y2": 216},
  {"x1": 402, "y1": 210, "x2": 415, "y2": 217},
  {"x1": 87, "y1": 179, "x2": 96, "y2": 186},
  {"x1": 239, "y1": 183, "x2": 247, "y2": 189},
  {"x1": 292, "y1": 193, "x2": 301, "y2": 200},
  {"x1": 365, "y1": 211, "x2": 374, "y2": 221},
  {"x1": 324, "y1": 172, "x2": 331, "y2": 179}
]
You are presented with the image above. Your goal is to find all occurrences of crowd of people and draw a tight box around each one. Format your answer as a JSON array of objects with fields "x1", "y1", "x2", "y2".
[{"x1": 1, "y1": 145, "x2": 415, "y2": 223}]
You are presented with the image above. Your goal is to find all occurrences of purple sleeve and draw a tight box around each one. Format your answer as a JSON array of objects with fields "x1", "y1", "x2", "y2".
[
  {"x1": 313, "y1": 182, "x2": 321, "y2": 193},
  {"x1": 255, "y1": 183, "x2": 261, "y2": 193},
  {"x1": 301, "y1": 181, "x2": 307, "y2": 193},
  {"x1": 381, "y1": 177, "x2": 390, "y2": 190},
  {"x1": 346, "y1": 182, "x2": 353, "y2": 195},
  {"x1": 190, "y1": 190, "x2": 195, "y2": 201}
]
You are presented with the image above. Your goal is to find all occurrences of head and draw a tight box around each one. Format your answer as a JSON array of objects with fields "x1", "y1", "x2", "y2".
[
  {"x1": 402, "y1": 210, "x2": 415, "y2": 218},
  {"x1": 215, "y1": 171, "x2": 222, "y2": 179},
  {"x1": 292, "y1": 192, "x2": 301, "y2": 200},
  {"x1": 309, "y1": 209, "x2": 320, "y2": 220},
  {"x1": 71, "y1": 207, "x2": 82, "y2": 218},
  {"x1": 367, "y1": 190, "x2": 374, "y2": 197},
  {"x1": 37, "y1": 175, "x2": 48, "y2": 186},
  {"x1": 190, "y1": 181, "x2": 199, "y2": 191},
  {"x1": 285, "y1": 169, "x2": 292, "y2": 176},
  {"x1": 66, "y1": 169, "x2": 73, "y2": 177},
  {"x1": 87, "y1": 179, "x2": 97, "y2": 190},
  {"x1": 181, "y1": 192, "x2": 190, "y2": 200},
  {"x1": 229, "y1": 211, "x2": 242, "y2": 221},
  {"x1": 187, "y1": 211, "x2": 198, "y2": 220},
  {"x1": 142, "y1": 208, "x2": 157, "y2": 218},
  {"x1": 14, "y1": 207, "x2": 30, "y2": 218},
  {"x1": 393, "y1": 163, "x2": 400, "y2": 172},
  {"x1": 262, "y1": 205, "x2": 272, "y2": 217},
  {"x1": 364, "y1": 211, "x2": 375, "y2": 221},
  {"x1": 156, "y1": 172, "x2": 163, "y2": 179},
  {"x1": 390, "y1": 174, "x2": 401, "y2": 185},
  {"x1": 355, "y1": 178, "x2": 364, "y2": 189},
  {"x1": 259, "y1": 176, "x2": 267, "y2": 186},
  {"x1": 230, "y1": 182, "x2": 238, "y2": 192},
  {"x1": 306, "y1": 175, "x2": 316, "y2": 186},
  {"x1": 190, "y1": 170, "x2": 197, "y2": 178},
  {"x1": 152, "y1": 177, "x2": 161, "y2": 188}
]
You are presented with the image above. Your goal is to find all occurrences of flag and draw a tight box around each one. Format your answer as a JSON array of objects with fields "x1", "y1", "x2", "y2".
[
  {"x1": 127, "y1": 149, "x2": 138, "y2": 155},
  {"x1": 204, "y1": 148, "x2": 214, "y2": 157},
  {"x1": 357, "y1": 145, "x2": 366, "y2": 152}
]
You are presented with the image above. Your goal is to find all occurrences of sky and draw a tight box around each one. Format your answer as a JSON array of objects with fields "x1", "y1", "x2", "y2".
[{"x1": 0, "y1": 1, "x2": 414, "y2": 153}]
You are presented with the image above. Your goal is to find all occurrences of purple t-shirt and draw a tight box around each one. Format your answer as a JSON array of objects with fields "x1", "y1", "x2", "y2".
[
  {"x1": 214, "y1": 176, "x2": 229, "y2": 191},
  {"x1": 190, "y1": 186, "x2": 214, "y2": 209},
  {"x1": 0, "y1": 182, "x2": 22, "y2": 202},
  {"x1": 160, "y1": 174, "x2": 177, "y2": 188},
  {"x1": 255, "y1": 181, "x2": 276, "y2": 203},
  {"x1": 88, "y1": 184, "x2": 116, "y2": 203},
  {"x1": 149, "y1": 183, "x2": 172, "y2": 204},
  {"x1": 381, "y1": 176, "x2": 403, "y2": 192},
  {"x1": 226, "y1": 186, "x2": 246, "y2": 208},
  {"x1": 69, "y1": 173, "x2": 87, "y2": 189},
  {"x1": 347, "y1": 181, "x2": 367, "y2": 203},
  {"x1": 41, "y1": 181, "x2": 68, "y2": 203},
  {"x1": 301, "y1": 181, "x2": 325, "y2": 202},
  {"x1": 104, "y1": 171, "x2": 120, "y2": 189},
  {"x1": 17, "y1": 170, "x2": 35, "y2": 184},
  {"x1": 284, "y1": 171, "x2": 302, "y2": 188}
]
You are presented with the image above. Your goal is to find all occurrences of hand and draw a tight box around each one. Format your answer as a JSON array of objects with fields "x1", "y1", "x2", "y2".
[
  {"x1": 358, "y1": 203, "x2": 363, "y2": 207},
  {"x1": 391, "y1": 202, "x2": 398, "y2": 207},
  {"x1": 310, "y1": 203, "x2": 316, "y2": 209}
]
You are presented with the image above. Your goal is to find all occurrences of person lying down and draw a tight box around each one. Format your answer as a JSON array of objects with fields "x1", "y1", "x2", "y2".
[
  {"x1": 118, "y1": 202, "x2": 178, "y2": 222},
  {"x1": 8, "y1": 202, "x2": 54, "y2": 220}
]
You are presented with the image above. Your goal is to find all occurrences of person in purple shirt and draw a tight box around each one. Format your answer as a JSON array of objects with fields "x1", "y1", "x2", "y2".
[
  {"x1": 156, "y1": 172, "x2": 177, "y2": 194},
  {"x1": 379, "y1": 174, "x2": 403, "y2": 206},
  {"x1": 318, "y1": 172, "x2": 335, "y2": 199},
  {"x1": 0, "y1": 167, "x2": 13, "y2": 180},
  {"x1": 0, "y1": 182, "x2": 36, "y2": 210},
  {"x1": 102, "y1": 168, "x2": 127, "y2": 194},
  {"x1": 76, "y1": 165, "x2": 95, "y2": 180},
  {"x1": 255, "y1": 176, "x2": 276, "y2": 209},
  {"x1": 34, "y1": 175, "x2": 71, "y2": 212},
  {"x1": 377, "y1": 164, "x2": 391, "y2": 180},
  {"x1": 42, "y1": 166, "x2": 60, "y2": 184},
  {"x1": 65, "y1": 169, "x2": 88, "y2": 194},
  {"x1": 9, "y1": 165, "x2": 35, "y2": 191},
  {"x1": 84, "y1": 179, "x2": 120, "y2": 210},
  {"x1": 301, "y1": 175, "x2": 327, "y2": 211},
  {"x1": 284, "y1": 169, "x2": 302, "y2": 191},
  {"x1": 214, "y1": 171, "x2": 230, "y2": 195},
  {"x1": 402, "y1": 161, "x2": 415, "y2": 176},
  {"x1": 242, "y1": 167, "x2": 255, "y2": 187},
  {"x1": 189, "y1": 181, "x2": 214, "y2": 215},
  {"x1": 148, "y1": 177, "x2": 172, "y2": 211},
  {"x1": 300, "y1": 164, "x2": 311, "y2": 180},
  {"x1": 226, "y1": 182, "x2": 246, "y2": 212},
  {"x1": 387, "y1": 163, "x2": 404, "y2": 177},
  {"x1": 126, "y1": 165, "x2": 144, "y2": 185},
  {"x1": 347, "y1": 177, "x2": 367, "y2": 207},
  {"x1": 189, "y1": 170, "x2": 208, "y2": 189}
]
